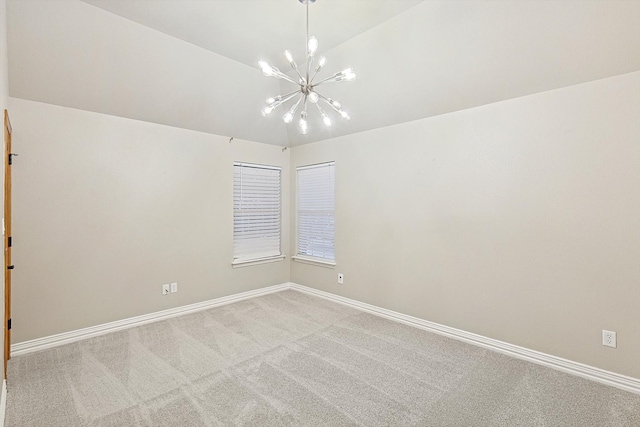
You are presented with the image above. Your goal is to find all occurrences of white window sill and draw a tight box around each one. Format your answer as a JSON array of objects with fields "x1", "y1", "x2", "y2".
[
  {"x1": 292, "y1": 256, "x2": 336, "y2": 268},
  {"x1": 232, "y1": 255, "x2": 285, "y2": 268}
]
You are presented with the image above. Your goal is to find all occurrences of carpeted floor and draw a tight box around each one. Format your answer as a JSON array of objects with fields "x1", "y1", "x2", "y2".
[{"x1": 5, "y1": 289, "x2": 640, "y2": 426}]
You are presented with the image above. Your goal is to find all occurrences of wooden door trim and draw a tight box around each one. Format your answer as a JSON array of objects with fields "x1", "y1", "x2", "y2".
[{"x1": 4, "y1": 109, "x2": 12, "y2": 380}]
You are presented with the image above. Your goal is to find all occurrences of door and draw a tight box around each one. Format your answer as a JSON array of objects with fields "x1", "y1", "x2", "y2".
[{"x1": 4, "y1": 109, "x2": 12, "y2": 379}]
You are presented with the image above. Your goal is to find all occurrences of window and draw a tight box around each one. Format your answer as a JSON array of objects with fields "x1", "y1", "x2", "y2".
[
  {"x1": 296, "y1": 162, "x2": 335, "y2": 264},
  {"x1": 233, "y1": 162, "x2": 282, "y2": 265}
]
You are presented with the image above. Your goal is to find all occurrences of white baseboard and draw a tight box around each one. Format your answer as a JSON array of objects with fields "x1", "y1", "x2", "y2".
[
  {"x1": 11, "y1": 283, "x2": 289, "y2": 357},
  {"x1": 10, "y1": 281, "x2": 640, "y2": 395},
  {"x1": 287, "y1": 282, "x2": 640, "y2": 395},
  {"x1": 0, "y1": 379, "x2": 6, "y2": 427}
]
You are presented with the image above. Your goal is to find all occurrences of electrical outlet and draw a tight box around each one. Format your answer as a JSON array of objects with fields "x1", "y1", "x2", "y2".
[
  {"x1": 338, "y1": 273, "x2": 344, "y2": 284},
  {"x1": 602, "y1": 330, "x2": 617, "y2": 348},
  {"x1": 162, "y1": 284, "x2": 170, "y2": 295},
  {"x1": 170, "y1": 282, "x2": 178, "y2": 293}
]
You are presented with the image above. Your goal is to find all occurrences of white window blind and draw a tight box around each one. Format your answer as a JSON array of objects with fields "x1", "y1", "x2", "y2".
[
  {"x1": 296, "y1": 162, "x2": 335, "y2": 261},
  {"x1": 233, "y1": 162, "x2": 281, "y2": 263}
]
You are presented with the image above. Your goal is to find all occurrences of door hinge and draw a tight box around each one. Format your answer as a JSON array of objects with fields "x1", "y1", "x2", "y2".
[
  {"x1": 7, "y1": 236, "x2": 11, "y2": 247},
  {"x1": 8, "y1": 153, "x2": 18, "y2": 165},
  {"x1": 7, "y1": 265, "x2": 14, "y2": 270},
  {"x1": 7, "y1": 318, "x2": 11, "y2": 330}
]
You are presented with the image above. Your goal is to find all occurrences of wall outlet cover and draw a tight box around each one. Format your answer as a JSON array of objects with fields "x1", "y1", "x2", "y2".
[
  {"x1": 162, "y1": 284, "x2": 170, "y2": 295},
  {"x1": 170, "y1": 282, "x2": 178, "y2": 293},
  {"x1": 602, "y1": 330, "x2": 617, "y2": 348}
]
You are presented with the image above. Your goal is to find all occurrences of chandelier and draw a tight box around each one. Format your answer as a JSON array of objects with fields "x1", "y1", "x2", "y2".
[{"x1": 258, "y1": 0, "x2": 355, "y2": 134}]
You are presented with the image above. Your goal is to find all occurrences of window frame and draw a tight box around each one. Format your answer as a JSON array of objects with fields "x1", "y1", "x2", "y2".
[
  {"x1": 293, "y1": 161, "x2": 336, "y2": 268},
  {"x1": 232, "y1": 162, "x2": 284, "y2": 267}
]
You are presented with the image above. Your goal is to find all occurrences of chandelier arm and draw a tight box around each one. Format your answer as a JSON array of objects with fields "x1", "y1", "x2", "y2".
[
  {"x1": 290, "y1": 94, "x2": 304, "y2": 114},
  {"x1": 315, "y1": 102, "x2": 332, "y2": 126},
  {"x1": 314, "y1": 101, "x2": 329, "y2": 118},
  {"x1": 267, "y1": 88, "x2": 300, "y2": 105},
  {"x1": 292, "y1": 66, "x2": 306, "y2": 84},
  {"x1": 316, "y1": 92, "x2": 330, "y2": 102},
  {"x1": 281, "y1": 88, "x2": 303, "y2": 101},
  {"x1": 269, "y1": 88, "x2": 302, "y2": 104},
  {"x1": 273, "y1": 72, "x2": 299, "y2": 85},
  {"x1": 270, "y1": 90, "x2": 302, "y2": 108},
  {"x1": 281, "y1": 91, "x2": 303, "y2": 105},
  {"x1": 310, "y1": 66, "x2": 323, "y2": 83},
  {"x1": 311, "y1": 73, "x2": 342, "y2": 86},
  {"x1": 317, "y1": 93, "x2": 342, "y2": 112}
]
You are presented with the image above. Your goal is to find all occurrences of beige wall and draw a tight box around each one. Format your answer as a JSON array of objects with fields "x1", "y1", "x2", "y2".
[
  {"x1": 9, "y1": 98, "x2": 290, "y2": 343},
  {"x1": 0, "y1": 0, "x2": 8, "y2": 379},
  {"x1": 8, "y1": 71, "x2": 640, "y2": 381},
  {"x1": 290, "y1": 72, "x2": 640, "y2": 379}
]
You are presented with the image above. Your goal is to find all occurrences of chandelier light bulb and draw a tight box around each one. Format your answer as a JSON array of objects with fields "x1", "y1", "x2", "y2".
[
  {"x1": 299, "y1": 117, "x2": 309, "y2": 134},
  {"x1": 284, "y1": 49, "x2": 298, "y2": 69},
  {"x1": 258, "y1": 60, "x2": 274, "y2": 76},
  {"x1": 308, "y1": 92, "x2": 319, "y2": 103},
  {"x1": 310, "y1": 56, "x2": 327, "y2": 81},
  {"x1": 343, "y1": 68, "x2": 356, "y2": 81},
  {"x1": 261, "y1": 106, "x2": 274, "y2": 117},
  {"x1": 266, "y1": 97, "x2": 276, "y2": 105},
  {"x1": 340, "y1": 110, "x2": 350, "y2": 120},
  {"x1": 284, "y1": 50, "x2": 294, "y2": 63},
  {"x1": 282, "y1": 95, "x2": 304, "y2": 124},
  {"x1": 308, "y1": 36, "x2": 318, "y2": 56},
  {"x1": 314, "y1": 102, "x2": 332, "y2": 127}
]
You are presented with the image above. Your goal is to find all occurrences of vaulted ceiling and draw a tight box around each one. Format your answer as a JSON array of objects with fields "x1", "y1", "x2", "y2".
[{"x1": 7, "y1": 0, "x2": 640, "y2": 146}]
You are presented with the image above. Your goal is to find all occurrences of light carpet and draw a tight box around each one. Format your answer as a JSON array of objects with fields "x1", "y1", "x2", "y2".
[{"x1": 6, "y1": 289, "x2": 640, "y2": 426}]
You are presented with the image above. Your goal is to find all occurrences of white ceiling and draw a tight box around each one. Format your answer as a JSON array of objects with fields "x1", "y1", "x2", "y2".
[
  {"x1": 81, "y1": 0, "x2": 423, "y2": 71},
  {"x1": 7, "y1": 0, "x2": 640, "y2": 146}
]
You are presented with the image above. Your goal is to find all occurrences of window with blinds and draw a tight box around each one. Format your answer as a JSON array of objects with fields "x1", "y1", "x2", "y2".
[
  {"x1": 233, "y1": 162, "x2": 282, "y2": 264},
  {"x1": 296, "y1": 162, "x2": 335, "y2": 262}
]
